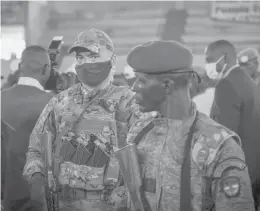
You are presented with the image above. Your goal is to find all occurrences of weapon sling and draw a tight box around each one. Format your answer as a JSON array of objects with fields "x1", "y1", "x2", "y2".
[{"x1": 180, "y1": 111, "x2": 198, "y2": 211}]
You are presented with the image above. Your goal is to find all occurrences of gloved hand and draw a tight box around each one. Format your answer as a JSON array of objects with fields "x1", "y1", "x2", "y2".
[
  {"x1": 115, "y1": 89, "x2": 135, "y2": 123},
  {"x1": 30, "y1": 173, "x2": 48, "y2": 211}
]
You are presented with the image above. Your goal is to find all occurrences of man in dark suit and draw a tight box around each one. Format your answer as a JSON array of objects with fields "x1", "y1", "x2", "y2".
[
  {"x1": 205, "y1": 40, "x2": 260, "y2": 210},
  {"x1": 1, "y1": 45, "x2": 53, "y2": 211},
  {"x1": 1, "y1": 120, "x2": 15, "y2": 204}
]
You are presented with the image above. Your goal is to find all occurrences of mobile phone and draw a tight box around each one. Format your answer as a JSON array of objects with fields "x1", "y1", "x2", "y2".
[{"x1": 48, "y1": 36, "x2": 63, "y2": 52}]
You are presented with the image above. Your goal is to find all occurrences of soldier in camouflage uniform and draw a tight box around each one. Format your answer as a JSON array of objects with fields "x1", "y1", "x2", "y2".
[
  {"x1": 23, "y1": 28, "x2": 143, "y2": 211},
  {"x1": 116, "y1": 41, "x2": 255, "y2": 211}
]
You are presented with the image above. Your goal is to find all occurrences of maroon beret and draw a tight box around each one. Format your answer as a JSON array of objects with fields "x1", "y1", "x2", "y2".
[{"x1": 127, "y1": 40, "x2": 193, "y2": 74}]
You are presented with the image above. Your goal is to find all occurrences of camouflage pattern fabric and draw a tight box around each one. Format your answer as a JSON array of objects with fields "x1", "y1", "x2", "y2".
[
  {"x1": 23, "y1": 83, "x2": 142, "y2": 211},
  {"x1": 125, "y1": 103, "x2": 255, "y2": 211}
]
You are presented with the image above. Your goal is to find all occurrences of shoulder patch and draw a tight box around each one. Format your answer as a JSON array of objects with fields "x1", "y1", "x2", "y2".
[
  {"x1": 221, "y1": 176, "x2": 241, "y2": 198},
  {"x1": 213, "y1": 158, "x2": 246, "y2": 178}
]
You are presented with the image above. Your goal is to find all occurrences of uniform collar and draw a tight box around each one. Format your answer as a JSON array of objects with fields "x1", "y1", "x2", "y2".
[
  {"x1": 17, "y1": 77, "x2": 44, "y2": 91},
  {"x1": 222, "y1": 64, "x2": 239, "y2": 79},
  {"x1": 152, "y1": 102, "x2": 197, "y2": 136}
]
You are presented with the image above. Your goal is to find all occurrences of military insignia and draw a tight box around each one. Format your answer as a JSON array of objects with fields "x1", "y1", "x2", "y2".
[
  {"x1": 192, "y1": 135, "x2": 209, "y2": 167},
  {"x1": 213, "y1": 158, "x2": 246, "y2": 177},
  {"x1": 88, "y1": 43, "x2": 100, "y2": 54},
  {"x1": 213, "y1": 133, "x2": 221, "y2": 142},
  {"x1": 221, "y1": 176, "x2": 240, "y2": 198},
  {"x1": 96, "y1": 30, "x2": 105, "y2": 38},
  {"x1": 101, "y1": 126, "x2": 115, "y2": 137}
]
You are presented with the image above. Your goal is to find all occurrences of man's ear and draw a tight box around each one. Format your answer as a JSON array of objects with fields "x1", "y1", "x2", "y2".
[
  {"x1": 162, "y1": 78, "x2": 174, "y2": 94},
  {"x1": 41, "y1": 64, "x2": 48, "y2": 75},
  {"x1": 111, "y1": 54, "x2": 116, "y2": 67}
]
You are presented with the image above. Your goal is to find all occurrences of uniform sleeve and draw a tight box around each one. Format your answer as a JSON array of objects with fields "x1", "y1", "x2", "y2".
[
  {"x1": 210, "y1": 79, "x2": 241, "y2": 134},
  {"x1": 23, "y1": 98, "x2": 57, "y2": 181},
  {"x1": 211, "y1": 138, "x2": 255, "y2": 211}
]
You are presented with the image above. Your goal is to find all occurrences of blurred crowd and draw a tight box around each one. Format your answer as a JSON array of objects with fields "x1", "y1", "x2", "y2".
[
  {"x1": 1, "y1": 48, "x2": 259, "y2": 98},
  {"x1": 1, "y1": 3, "x2": 260, "y2": 211}
]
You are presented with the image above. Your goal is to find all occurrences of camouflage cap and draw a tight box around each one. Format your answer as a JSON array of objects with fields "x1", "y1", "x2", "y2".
[
  {"x1": 237, "y1": 48, "x2": 259, "y2": 65},
  {"x1": 127, "y1": 40, "x2": 193, "y2": 74},
  {"x1": 69, "y1": 28, "x2": 114, "y2": 54}
]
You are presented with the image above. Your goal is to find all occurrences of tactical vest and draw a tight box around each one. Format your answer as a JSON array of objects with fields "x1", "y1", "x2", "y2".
[{"x1": 53, "y1": 89, "x2": 125, "y2": 202}]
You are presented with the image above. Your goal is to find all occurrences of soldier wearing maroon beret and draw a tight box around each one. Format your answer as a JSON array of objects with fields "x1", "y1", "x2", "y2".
[{"x1": 117, "y1": 40, "x2": 255, "y2": 211}]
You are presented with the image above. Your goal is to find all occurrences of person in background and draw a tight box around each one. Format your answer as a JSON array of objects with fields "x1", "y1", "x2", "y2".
[
  {"x1": 238, "y1": 48, "x2": 260, "y2": 87},
  {"x1": 1, "y1": 69, "x2": 21, "y2": 90},
  {"x1": 1, "y1": 120, "x2": 15, "y2": 209},
  {"x1": 160, "y1": 1, "x2": 188, "y2": 43},
  {"x1": 1, "y1": 45, "x2": 53, "y2": 211},
  {"x1": 205, "y1": 40, "x2": 260, "y2": 210}
]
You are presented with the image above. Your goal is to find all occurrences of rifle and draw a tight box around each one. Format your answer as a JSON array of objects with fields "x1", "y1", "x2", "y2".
[
  {"x1": 42, "y1": 131, "x2": 59, "y2": 211},
  {"x1": 114, "y1": 122, "x2": 155, "y2": 211},
  {"x1": 114, "y1": 144, "x2": 151, "y2": 211}
]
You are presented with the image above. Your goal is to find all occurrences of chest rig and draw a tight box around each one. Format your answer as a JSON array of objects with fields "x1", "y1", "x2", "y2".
[{"x1": 52, "y1": 89, "x2": 122, "y2": 202}]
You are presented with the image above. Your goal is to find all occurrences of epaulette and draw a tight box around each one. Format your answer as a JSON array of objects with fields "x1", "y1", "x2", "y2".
[{"x1": 192, "y1": 113, "x2": 241, "y2": 169}]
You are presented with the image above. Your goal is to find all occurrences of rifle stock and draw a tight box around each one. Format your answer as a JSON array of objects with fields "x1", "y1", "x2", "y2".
[
  {"x1": 41, "y1": 131, "x2": 59, "y2": 211},
  {"x1": 114, "y1": 144, "x2": 151, "y2": 211}
]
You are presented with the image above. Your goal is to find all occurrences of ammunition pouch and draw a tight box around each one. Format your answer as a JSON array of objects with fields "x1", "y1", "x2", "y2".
[
  {"x1": 58, "y1": 161, "x2": 106, "y2": 190},
  {"x1": 59, "y1": 185, "x2": 114, "y2": 202},
  {"x1": 114, "y1": 144, "x2": 151, "y2": 211}
]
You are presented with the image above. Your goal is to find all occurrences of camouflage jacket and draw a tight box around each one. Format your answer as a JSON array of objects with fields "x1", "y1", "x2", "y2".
[
  {"x1": 126, "y1": 104, "x2": 255, "y2": 211},
  {"x1": 23, "y1": 83, "x2": 143, "y2": 211}
]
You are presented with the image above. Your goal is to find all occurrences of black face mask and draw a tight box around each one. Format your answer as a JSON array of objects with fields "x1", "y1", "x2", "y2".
[{"x1": 75, "y1": 60, "x2": 112, "y2": 87}]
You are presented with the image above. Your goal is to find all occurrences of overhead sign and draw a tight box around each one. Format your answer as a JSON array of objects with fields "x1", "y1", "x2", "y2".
[
  {"x1": 211, "y1": 1, "x2": 260, "y2": 23},
  {"x1": 1, "y1": 1, "x2": 27, "y2": 26}
]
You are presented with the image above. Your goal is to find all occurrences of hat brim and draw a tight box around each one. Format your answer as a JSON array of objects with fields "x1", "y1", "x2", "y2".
[{"x1": 68, "y1": 45, "x2": 94, "y2": 54}]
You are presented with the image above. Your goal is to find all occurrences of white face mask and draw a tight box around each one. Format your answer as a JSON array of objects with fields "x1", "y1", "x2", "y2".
[{"x1": 205, "y1": 55, "x2": 226, "y2": 80}]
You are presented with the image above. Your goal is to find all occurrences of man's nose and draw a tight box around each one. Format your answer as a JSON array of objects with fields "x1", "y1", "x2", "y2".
[{"x1": 131, "y1": 81, "x2": 138, "y2": 93}]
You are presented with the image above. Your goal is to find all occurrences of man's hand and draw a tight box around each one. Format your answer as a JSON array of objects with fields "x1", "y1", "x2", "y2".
[{"x1": 115, "y1": 89, "x2": 135, "y2": 123}]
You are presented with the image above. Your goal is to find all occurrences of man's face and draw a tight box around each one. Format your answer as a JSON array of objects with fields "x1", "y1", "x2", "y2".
[
  {"x1": 243, "y1": 60, "x2": 259, "y2": 78},
  {"x1": 205, "y1": 47, "x2": 226, "y2": 73},
  {"x1": 132, "y1": 73, "x2": 166, "y2": 113},
  {"x1": 74, "y1": 47, "x2": 113, "y2": 87}
]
